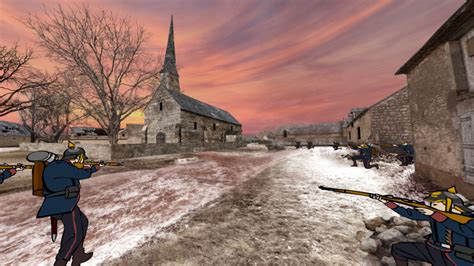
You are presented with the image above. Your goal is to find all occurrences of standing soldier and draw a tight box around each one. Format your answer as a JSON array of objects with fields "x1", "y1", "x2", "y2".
[{"x1": 35, "y1": 142, "x2": 103, "y2": 266}]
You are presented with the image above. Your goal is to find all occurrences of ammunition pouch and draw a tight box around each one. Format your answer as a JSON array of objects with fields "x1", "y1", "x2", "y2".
[
  {"x1": 453, "y1": 245, "x2": 474, "y2": 263},
  {"x1": 45, "y1": 186, "x2": 80, "y2": 199}
]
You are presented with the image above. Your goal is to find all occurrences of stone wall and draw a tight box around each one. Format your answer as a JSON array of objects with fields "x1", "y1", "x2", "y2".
[
  {"x1": 276, "y1": 133, "x2": 344, "y2": 145},
  {"x1": 110, "y1": 141, "x2": 244, "y2": 160},
  {"x1": 144, "y1": 88, "x2": 181, "y2": 144},
  {"x1": 20, "y1": 141, "x2": 244, "y2": 161},
  {"x1": 407, "y1": 42, "x2": 473, "y2": 195},
  {"x1": 460, "y1": 29, "x2": 474, "y2": 91},
  {"x1": 0, "y1": 136, "x2": 30, "y2": 147},
  {"x1": 345, "y1": 110, "x2": 372, "y2": 144},
  {"x1": 180, "y1": 111, "x2": 242, "y2": 143},
  {"x1": 20, "y1": 143, "x2": 113, "y2": 160},
  {"x1": 370, "y1": 87, "x2": 413, "y2": 144}
]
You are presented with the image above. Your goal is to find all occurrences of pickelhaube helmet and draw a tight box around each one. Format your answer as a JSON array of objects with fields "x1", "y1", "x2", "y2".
[
  {"x1": 424, "y1": 186, "x2": 471, "y2": 213},
  {"x1": 62, "y1": 141, "x2": 88, "y2": 160}
]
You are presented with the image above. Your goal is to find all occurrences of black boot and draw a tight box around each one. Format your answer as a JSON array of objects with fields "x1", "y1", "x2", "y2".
[
  {"x1": 374, "y1": 164, "x2": 379, "y2": 169},
  {"x1": 54, "y1": 259, "x2": 68, "y2": 266},
  {"x1": 71, "y1": 248, "x2": 93, "y2": 266}
]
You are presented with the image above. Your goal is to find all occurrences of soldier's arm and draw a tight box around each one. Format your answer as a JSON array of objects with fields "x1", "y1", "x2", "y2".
[
  {"x1": 53, "y1": 163, "x2": 99, "y2": 180},
  {"x1": 430, "y1": 212, "x2": 474, "y2": 237},
  {"x1": 385, "y1": 202, "x2": 431, "y2": 221},
  {"x1": 0, "y1": 169, "x2": 16, "y2": 184}
]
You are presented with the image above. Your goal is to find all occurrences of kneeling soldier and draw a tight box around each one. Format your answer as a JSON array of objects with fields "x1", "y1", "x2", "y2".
[
  {"x1": 34, "y1": 143, "x2": 103, "y2": 266},
  {"x1": 375, "y1": 187, "x2": 474, "y2": 266}
]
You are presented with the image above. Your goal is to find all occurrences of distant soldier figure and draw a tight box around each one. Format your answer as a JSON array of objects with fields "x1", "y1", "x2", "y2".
[
  {"x1": 34, "y1": 142, "x2": 103, "y2": 266},
  {"x1": 332, "y1": 142, "x2": 341, "y2": 151},
  {"x1": 374, "y1": 187, "x2": 474, "y2": 266},
  {"x1": 307, "y1": 141, "x2": 313, "y2": 149},
  {"x1": 295, "y1": 141, "x2": 301, "y2": 149},
  {"x1": 396, "y1": 141, "x2": 415, "y2": 166},
  {"x1": 350, "y1": 143, "x2": 379, "y2": 169}
]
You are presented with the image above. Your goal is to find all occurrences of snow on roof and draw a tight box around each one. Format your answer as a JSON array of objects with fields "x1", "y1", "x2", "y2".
[{"x1": 0, "y1": 121, "x2": 30, "y2": 136}]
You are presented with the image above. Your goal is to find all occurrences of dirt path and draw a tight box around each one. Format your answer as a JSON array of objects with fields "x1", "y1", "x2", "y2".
[{"x1": 106, "y1": 148, "x2": 421, "y2": 265}]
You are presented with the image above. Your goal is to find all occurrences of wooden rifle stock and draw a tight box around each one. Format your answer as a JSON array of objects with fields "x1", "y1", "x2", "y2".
[{"x1": 319, "y1": 186, "x2": 474, "y2": 224}]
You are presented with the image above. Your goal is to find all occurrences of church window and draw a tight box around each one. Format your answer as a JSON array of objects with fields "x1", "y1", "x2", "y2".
[
  {"x1": 159, "y1": 102, "x2": 163, "y2": 111},
  {"x1": 194, "y1": 122, "x2": 197, "y2": 130},
  {"x1": 213, "y1": 123, "x2": 216, "y2": 130},
  {"x1": 230, "y1": 125, "x2": 234, "y2": 131}
]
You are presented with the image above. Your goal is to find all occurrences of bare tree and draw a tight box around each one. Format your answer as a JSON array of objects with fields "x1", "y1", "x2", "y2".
[
  {"x1": 19, "y1": 71, "x2": 86, "y2": 142},
  {"x1": 0, "y1": 45, "x2": 52, "y2": 117},
  {"x1": 25, "y1": 4, "x2": 161, "y2": 144}
]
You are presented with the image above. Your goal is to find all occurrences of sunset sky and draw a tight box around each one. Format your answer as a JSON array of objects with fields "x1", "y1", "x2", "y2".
[{"x1": 0, "y1": 0, "x2": 465, "y2": 134}]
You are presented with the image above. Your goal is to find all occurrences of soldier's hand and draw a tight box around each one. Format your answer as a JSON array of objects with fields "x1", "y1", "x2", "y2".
[
  {"x1": 99, "y1": 160, "x2": 106, "y2": 167},
  {"x1": 16, "y1": 164, "x2": 25, "y2": 171},
  {"x1": 370, "y1": 194, "x2": 388, "y2": 203},
  {"x1": 416, "y1": 208, "x2": 434, "y2": 216}
]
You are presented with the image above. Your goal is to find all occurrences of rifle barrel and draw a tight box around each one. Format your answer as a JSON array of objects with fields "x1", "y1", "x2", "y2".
[
  {"x1": 0, "y1": 164, "x2": 34, "y2": 170},
  {"x1": 319, "y1": 186, "x2": 474, "y2": 224}
]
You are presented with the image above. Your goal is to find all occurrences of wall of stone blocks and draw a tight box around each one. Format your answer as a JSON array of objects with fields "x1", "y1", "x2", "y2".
[
  {"x1": 273, "y1": 133, "x2": 345, "y2": 145},
  {"x1": 144, "y1": 89, "x2": 181, "y2": 144},
  {"x1": 0, "y1": 136, "x2": 30, "y2": 147},
  {"x1": 370, "y1": 88, "x2": 413, "y2": 144},
  {"x1": 180, "y1": 111, "x2": 242, "y2": 143},
  {"x1": 345, "y1": 110, "x2": 372, "y2": 144},
  {"x1": 20, "y1": 143, "x2": 113, "y2": 160},
  {"x1": 110, "y1": 142, "x2": 245, "y2": 160},
  {"x1": 407, "y1": 42, "x2": 473, "y2": 194}
]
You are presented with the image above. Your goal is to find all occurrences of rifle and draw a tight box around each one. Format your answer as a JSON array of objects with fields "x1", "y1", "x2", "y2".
[
  {"x1": 319, "y1": 186, "x2": 474, "y2": 224},
  {"x1": 0, "y1": 163, "x2": 34, "y2": 170},
  {"x1": 84, "y1": 161, "x2": 124, "y2": 167}
]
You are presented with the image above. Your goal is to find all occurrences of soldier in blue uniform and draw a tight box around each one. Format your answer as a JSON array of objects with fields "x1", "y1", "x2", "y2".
[
  {"x1": 35, "y1": 144, "x2": 102, "y2": 266},
  {"x1": 396, "y1": 141, "x2": 415, "y2": 166},
  {"x1": 350, "y1": 143, "x2": 379, "y2": 169},
  {"x1": 374, "y1": 187, "x2": 474, "y2": 266},
  {"x1": 0, "y1": 168, "x2": 16, "y2": 183}
]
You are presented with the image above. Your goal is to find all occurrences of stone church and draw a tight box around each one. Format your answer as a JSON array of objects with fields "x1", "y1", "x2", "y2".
[{"x1": 144, "y1": 17, "x2": 242, "y2": 144}]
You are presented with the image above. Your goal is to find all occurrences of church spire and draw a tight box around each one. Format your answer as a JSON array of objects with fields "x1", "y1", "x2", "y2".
[{"x1": 161, "y1": 15, "x2": 178, "y2": 76}]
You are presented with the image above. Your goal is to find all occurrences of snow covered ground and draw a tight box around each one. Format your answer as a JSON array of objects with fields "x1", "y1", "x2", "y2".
[
  {"x1": 0, "y1": 147, "x2": 20, "y2": 153},
  {"x1": 0, "y1": 151, "x2": 292, "y2": 265},
  {"x1": 0, "y1": 147, "x2": 418, "y2": 265}
]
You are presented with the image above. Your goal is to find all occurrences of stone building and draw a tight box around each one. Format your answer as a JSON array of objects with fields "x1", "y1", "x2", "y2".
[
  {"x1": 144, "y1": 17, "x2": 242, "y2": 144},
  {"x1": 0, "y1": 121, "x2": 29, "y2": 147},
  {"x1": 271, "y1": 122, "x2": 345, "y2": 145},
  {"x1": 396, "y1": 0, "x2": 474, "y2": 196},
  {"x1": 344, "y1": 87, "x2": 413, "y2": 145}
]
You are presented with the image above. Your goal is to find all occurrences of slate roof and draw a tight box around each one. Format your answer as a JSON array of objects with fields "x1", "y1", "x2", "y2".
[
  {"x1": 166, "y1": 89, "x2": 241, "y2": 125},
  {"x1": 396, "y1": 0, "x2": 474, "y2": 74},
  {"x1": 0, "y1": 121, "x2": 30, "y2": 136}
]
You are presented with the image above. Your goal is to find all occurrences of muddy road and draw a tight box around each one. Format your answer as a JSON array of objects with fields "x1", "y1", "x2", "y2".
[
  {"x1": 106, "y1": 148, "x2": 422, "y2": 265},
  {"x1": 0, "y1": 148, "x2": 425, "y2": 265}
]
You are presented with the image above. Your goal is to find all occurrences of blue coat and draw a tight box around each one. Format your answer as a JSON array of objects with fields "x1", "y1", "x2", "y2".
[
  {"x1": 388, "y1": 203, "x2": 474, "y2": 265},
  {"x1": 36, "y1": 160, "x2": 98, "y2": 218},
  {"x1": 400, "y1": 144, "x2": 414, "y2": 156},
  {"x1": 0, "y1": 170, "x2": 13, "y2": 184}
]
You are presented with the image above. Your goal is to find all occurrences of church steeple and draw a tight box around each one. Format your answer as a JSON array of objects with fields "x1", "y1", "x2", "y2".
[
  {"x1": 159, "y1": 15, "x2": 180, "y2": 92},
  {"x1": 161, "y1": 15, "x2": 178, "y2": 77}
]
